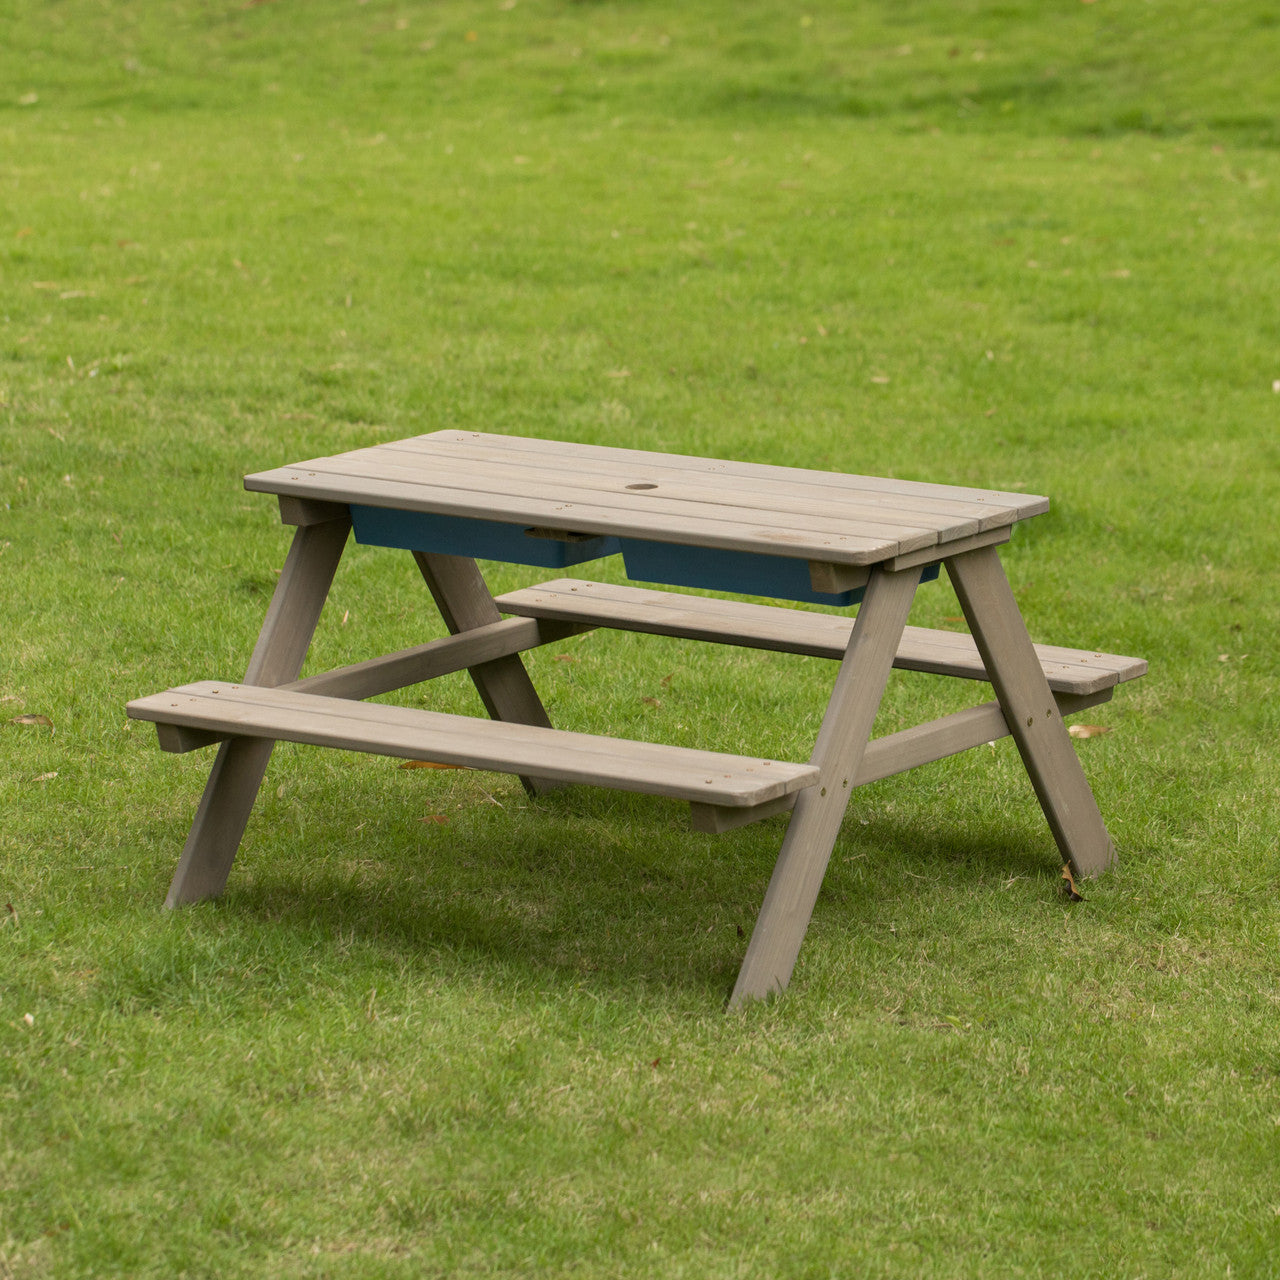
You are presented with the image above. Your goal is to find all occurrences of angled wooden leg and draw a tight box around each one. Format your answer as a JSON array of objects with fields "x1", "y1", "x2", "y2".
[
  {"x1": 412, "y1": 551, "x2": 558, "y2": 796},
  {"x1": 164, "y1": 515, "x2": 351, "y2": 907},
  {"x1": 730, "y1": 565, "x2": 922, "y2": 1008},
  {"x1": 946, "y1": 544, "x2": 1115, "y2": 877}
]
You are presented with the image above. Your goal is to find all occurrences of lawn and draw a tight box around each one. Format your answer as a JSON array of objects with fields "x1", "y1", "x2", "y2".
[{"x1": 3, "y1": 1, "x2": 1280, "y2": 1275}]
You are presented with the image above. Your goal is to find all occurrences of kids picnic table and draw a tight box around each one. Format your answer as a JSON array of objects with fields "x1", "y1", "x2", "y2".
[{"x1": 128, "y1": 431, "x2": 1146, "y2": 1005}]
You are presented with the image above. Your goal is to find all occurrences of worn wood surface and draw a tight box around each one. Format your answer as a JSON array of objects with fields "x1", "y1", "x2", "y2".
[
  {"x1": 413, "y1": 550, "x2": 561, "y2": 796},
  {"x1": 496, "y1": 579, "x2": 1148, "y2": 696},
  {"x1": 163, "y1": 514, "x2": 350, "y2": 907},
  {"x1": 730, "y1": 566, "x2": 923, "y2": 1007},
  {"x1": 245, "y1": 431, "x2": 1048, "y2": 567},
  {"x1": 128, "y1": 682, "x2": 821, "y2": 807},
  {"x1": 947, "y1": 545, "x2": 1116, "y2": 877}
]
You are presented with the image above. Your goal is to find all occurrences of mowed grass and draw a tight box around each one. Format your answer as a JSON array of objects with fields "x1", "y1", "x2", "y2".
[{"x1": 3, "y1": 1, "x2": 1280, "y2": 1275}]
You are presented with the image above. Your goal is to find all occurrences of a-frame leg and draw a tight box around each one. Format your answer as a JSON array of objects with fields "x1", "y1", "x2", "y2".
[
  {"x1": 164, "y1": 515, "x2": 351, "y2": 907},
  {"x1": 730, "y1": 565, "x2": 922, "y2": 1007},
  {"x1": 412, "y1": 551, "x2": 558, "y2": 796},
  {"x1": 946, "y1": 544, "x2": 1115, "y2": 877}
]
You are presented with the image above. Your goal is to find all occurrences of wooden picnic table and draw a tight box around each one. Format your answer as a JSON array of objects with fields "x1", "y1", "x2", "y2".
[{"x1": 128, "y1": 431, "x2": 1146, "y2": 1005}]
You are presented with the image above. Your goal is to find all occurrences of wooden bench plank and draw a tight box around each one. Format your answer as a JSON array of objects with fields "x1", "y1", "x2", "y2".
[
  {"x1": 495, "y1": 579, "x2": 1148, "y2": 696},
  {"x1": 127, "y1": 683, "x2": 821, "y2": 807}
]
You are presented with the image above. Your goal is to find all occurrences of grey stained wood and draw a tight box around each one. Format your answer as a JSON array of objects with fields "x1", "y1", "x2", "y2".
[
  {"x1": 153, "y1": 617, "x2": 591, "y2": 752},
  {"x1": 495, "y1": 579, "x2": 1148, "y2": 696},
  {"x1": 244, "y1": 432, "x2": 1050, "y2": 566},
  {"x1": 729, "y1": 565, "x2": 923, "y2": 1007},
  {"x1": 413, "y1": 551, "x2": 561, "y2": 796},
  {"x1": 946, "y1": 544, "x2": 1116, "y2": 878},
  {"x1": 364, "y1": 448, "x2": 992, "y2": 539},
  {"x1": 385, "y1": 432, "x2": 1050, "y2": 522},
  {"x1": 689, "y1": 686, "x2": 1115, "y2": 833},
  {"x1": 163, "y1": 513, "x2": 350, "y2": 908},
  {"x1": 252, "y1": 454, "x2": 940, "y2": 562},
  {"x1": 127, "y1": 682, "x2": 821, "y2": 807}
]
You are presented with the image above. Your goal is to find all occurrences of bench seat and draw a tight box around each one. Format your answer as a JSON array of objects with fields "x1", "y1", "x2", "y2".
[
  {"x1": 495, "y1": 579, "x2": 1147, "y2": 696},
  {"x1": 126, "y1": 682, "x2": 820, "y2": 808}
]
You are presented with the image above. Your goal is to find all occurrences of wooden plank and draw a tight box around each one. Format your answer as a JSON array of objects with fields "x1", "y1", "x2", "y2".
[
  {"x1": 163, "y1": 515, "x2": 351, "y2": 907},
  {"x1": 149, "y1": 617, "x2": 592, "y2": 751},
  {"x1": 383, "y1": 436, "x2": 1028, "y2": 526},
  {"x1": 889, "y1": 526, "x2": 1010, "y2": 571},
  {"x1": 367, "y1": 444, "x2": 994, "y2": 540},
  {"x1": 277, "y1": 495, "x2": 348, "y2": 527},
  {"x1": 250, "y1": 454, "x2": 947, "y2": 561},
  {"x1": 688, "y1": 687, "x2": 1113, "y2": 832},
  {"x1": 807, "y1": 562, "x2": 871, "y2": 596},
  {"x1": 730, "y1": 565, "x2": 922, "y2": 1007},
  {"x1": 413, "y1": 551, "x2": 561, "y2": 796},
  {"x1": 248, "y1": 463, "x2": 898, "y2": 565},
  {"x1": 395, "y1": 431, "x2": 1051, "y2": 520},
  {"x1": 495, "y1": 579, "x2": 1148, "y2": 695},
  {"x1": 947, "y1": 545, "x2": 1116, "y2": 877},
  {"x1": 127, "y1": 682, "x2": 821, "y2": 806}
]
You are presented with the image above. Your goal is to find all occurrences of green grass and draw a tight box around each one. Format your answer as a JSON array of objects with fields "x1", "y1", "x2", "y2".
[{"x1": 3, "y1": 1, "x2": 1280, "y2": 1274}]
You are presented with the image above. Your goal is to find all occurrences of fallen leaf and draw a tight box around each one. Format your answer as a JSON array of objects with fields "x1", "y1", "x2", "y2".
[
  {"x1": 1068, "y1": 723, "x2": 1111, "y2": 739},
  {"x1": 736, "y1": 923, "x2": 745, "y2": 938},
  {"x1": 640, "y1": 696, "x2": 662, "y2": 708},
  {"x1": 11, "y1": 713, "x2": 53, "y2": 731},
  {"x1": 400, "y1": 759, "x2": 466, "y2": 770},
  {"x1": 19, "y1": 92, "x2": 38, "y2": 106},
  {"x1": 16, "y1": 227, "x2": 33, "y2": 239},
  {"x1": 650, "y1": 1058, "x2": 661, "y2": 1068},
  {"x1": 870, "y1": 374, "x2": 890, "y2": 384},
  {"x1": 659, "y1": 673, "x2": 673, "y2": 688},
  {"x1": 553, "y1": 653, "x2": 579, "y2": 663},
  {"x1": 605, "y1": 368, "x2": 631, "y2": 378},
  {"x1": 420, "y1": 813, "x2": 449, "y2": 824},
  {"x1": 32, "y1": 771, "x2": 58, "y2": 783},
  {"x1": 1061, "y1": 864, "x2": 1085, "y2": 901}
]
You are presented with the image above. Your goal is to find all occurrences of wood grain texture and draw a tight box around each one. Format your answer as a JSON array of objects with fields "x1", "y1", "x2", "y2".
[
  {"x1": 413, "y1": 550, "x2": 561, "y2": 796},
  {"x1": 495, "y1": 579, "x2": 1148, "y2": 695},
  {"x1": 127, "y1": 682, "x2": 821, "y2": 807},
  {"x1": 947, "y1": 545, "x2": 1116, "y2": 877},
  {"x1": 163, "y1": 516, "x2": 350, "y2": 907},
  {"x1": 243, "y1": 431, "x2": 1049, "y2": 567},
  {"x1": 730, "y1": 565, "x2": 922, "y2": 1007}
]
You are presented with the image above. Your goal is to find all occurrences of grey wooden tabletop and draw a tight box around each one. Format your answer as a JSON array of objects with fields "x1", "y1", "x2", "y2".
[{"x1": 245, "y1": 431, "x2": 1048, "y2": 567}]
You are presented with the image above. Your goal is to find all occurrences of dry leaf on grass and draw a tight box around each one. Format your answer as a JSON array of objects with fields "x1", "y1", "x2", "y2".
[
  {"x1": 32, "y1": 772, "x2": 58, "y2": 783},
  {"x1": 1061, "y1": 864, "x2": 1085, "y2": 901},
  {"x1": 419, "y1": 814, "x2": 449, "y2": 825},
  {"x1": 1068, "y1": 723, "x2": 1111, "y2": 739},
  {"x1": 10, "y1": 713, "x2": 53, "y2": 731},
  {"x1": 640, "y1": 696, "x2": 662, "y2": 708},
  {"x1": 399, "y1": 759, "x2": 466, "y2": 770}
]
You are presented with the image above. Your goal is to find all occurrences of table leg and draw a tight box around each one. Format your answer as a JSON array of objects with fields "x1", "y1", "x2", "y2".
[
  {"x1": 946, "y1": 544, "x2": 1115, "y2": 877},
  {"x1": 730, "y1": 565, "x2": 922, "y2": 1008},
  {"x1": 164, "y1": 515, "x2": 351, "y2": 907},
  {"x1": 412, "y1": 551, "x2": 558, "y2": 796}
]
